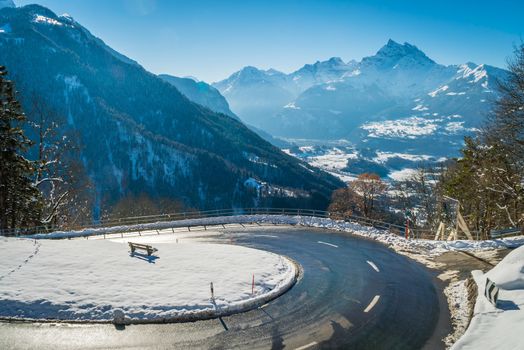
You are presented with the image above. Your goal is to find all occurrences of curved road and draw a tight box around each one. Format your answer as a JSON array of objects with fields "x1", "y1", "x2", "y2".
[{"x1": 0, "y1": 226, "x2": 450, "y2": 349}]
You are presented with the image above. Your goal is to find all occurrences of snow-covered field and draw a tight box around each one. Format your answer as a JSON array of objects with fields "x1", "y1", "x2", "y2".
[
  {"x1": 451, "y1": 245, "x2": 524, "y2": 349},
  {"x1": 0, "y1": 235, "x2": 297, "y2": 322}
]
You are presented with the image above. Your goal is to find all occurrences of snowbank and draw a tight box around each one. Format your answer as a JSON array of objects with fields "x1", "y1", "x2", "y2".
[
  {"x1": 0, "y1": 237, "x2": 297, "y2": 322},
  {"x1": 29, "y1": 215, "x2": 524, "y2": 254},
  {"x1": 451, "y1": 245, "x2": 524, "y2": 349}
]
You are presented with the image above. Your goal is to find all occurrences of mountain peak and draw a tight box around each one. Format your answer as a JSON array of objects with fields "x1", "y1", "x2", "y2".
[
  {"x1": 363, "y1": 39, "x2": 435, "y2": 69},
  {"x1": 240, "y1": 65, "x2": 260, "y2": 73},
  {"x1": 326, "y1": 57, "x2": 344, "y2": 65},
  {"x1": 384, "y1": 38, "x2": 402, "y2": 48},
  {"x1": 0, "y1": 0, "x2": 15, "y2": 9},
  {"x1": 377, "y1": 39, "x2": 426, "y2": 58}
]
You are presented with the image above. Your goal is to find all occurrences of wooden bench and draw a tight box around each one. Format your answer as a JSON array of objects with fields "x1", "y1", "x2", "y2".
[{"x1": 128, "y1": 242, "x2": 158, "y2": 256}]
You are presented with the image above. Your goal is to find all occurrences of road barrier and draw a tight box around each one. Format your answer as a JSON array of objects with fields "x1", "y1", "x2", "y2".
[
  {"x1": 490, "y1": 227, "x2": 522, "y2": 239},
  {"x1": 485, "y1": 278, "x2": 499, "y2": 306},
  {"x1": 0, "y1": 207, "x2": 477, "y2": 240}
]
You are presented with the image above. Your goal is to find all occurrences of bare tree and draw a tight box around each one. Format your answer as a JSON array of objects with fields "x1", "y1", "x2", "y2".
[
  {"x1": 27, "y1": 94, "x2": 93, "y2": 227},
  {"x1": 328, "y1": 186, "x2": 360, "y2": 219},
  {"x1": 349, "y1": 173, "x2": 387, "y2": 218}
]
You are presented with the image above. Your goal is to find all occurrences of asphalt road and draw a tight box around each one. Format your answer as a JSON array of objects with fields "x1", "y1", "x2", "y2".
[{"x1": 0, "y1": 226, "x2": 450, "y2": 349}]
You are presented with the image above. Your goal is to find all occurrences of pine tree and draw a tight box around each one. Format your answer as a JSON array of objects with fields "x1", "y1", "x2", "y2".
[
  {"x1": 0, "y1": 66, "x2": 42, "y2": 231},
  {"x1": 440, "y1": 45, "x2": 524, "y2": 235},
  {"x1": 489, "y1": 43, "x2": 524, "y2": 160}
]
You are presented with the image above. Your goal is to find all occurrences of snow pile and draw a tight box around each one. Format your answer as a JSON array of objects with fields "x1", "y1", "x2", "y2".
[
  {"x1": 0, "y1": 237, "x2": 297, "y2": 322},
  {"x1": 30, "y1": 215, "x2": 524, "y2": 254},
  {"x1": 451, "y1": 245, "x2": 524, "y2": 349},
  {"x1": 443, "y1": 278, "x2": 472, "y2": 347},
  {"x1": 485, "y1": 249, "x2": 524, "y2": 290}
]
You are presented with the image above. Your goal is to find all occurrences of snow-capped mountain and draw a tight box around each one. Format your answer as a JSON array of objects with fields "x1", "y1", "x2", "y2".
[
  {"x1": 212, "y1": 66, "x2": 296, "y2": 127},
  {"x1": 0, "y1": 4, "x2": 342, "y2": 211},
  {"x1": 289, "y1": 57, "x2": 358, "y2": 93},
  {"x1": 214, "y1": 40, "x2": 508, "y2": 157}
]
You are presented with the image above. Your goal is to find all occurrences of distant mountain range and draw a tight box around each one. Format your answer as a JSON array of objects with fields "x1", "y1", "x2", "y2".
[
  {"x1": 158, "y1": 74, "x2": 290, "y2": 148},
  {"x1": 0, "y1": 4, "x2": 343, "y2": 213},
  {"x1": 213, "y1": 40, "x2": 508, "y2": 157},
  {"x1": 158, "y1": 74, "x2": 237, "y2": 119}
]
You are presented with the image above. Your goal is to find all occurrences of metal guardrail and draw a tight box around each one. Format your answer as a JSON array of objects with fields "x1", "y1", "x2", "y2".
[
  {"x1": 0, "y1": 207, "x2": 470, "y2": 240},
  {"x1": 490, "y1": 227, "x2": 522, "y2": 239},
  {"x1": 0, "y1": 208, "x2": 326, "y2": 236}
]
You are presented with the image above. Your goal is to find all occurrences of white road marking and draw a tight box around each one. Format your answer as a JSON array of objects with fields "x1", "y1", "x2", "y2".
[
  {"x1": 294, "y1": 341, "x2": 318, "y2": 350},
  {"x1": 364, "y1": 295, "x2": 380, "y2": 313},
  {"x1": 366, "y1": 260, "x2": 380, "y2": 272},
  {"x1": 317, "y1": 241, "x2": 338, "y2": 248}
]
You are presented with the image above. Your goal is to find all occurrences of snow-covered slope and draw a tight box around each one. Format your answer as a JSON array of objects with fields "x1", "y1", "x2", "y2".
[{"x1": 213, "y1": 66, "x2": 297, "y2": 127}]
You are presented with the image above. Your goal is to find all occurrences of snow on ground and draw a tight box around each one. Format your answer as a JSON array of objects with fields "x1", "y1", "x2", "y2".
[
  {"x1": 361, "y1": 117, "x2": 439, "y2": 139},
  {"x1": 0, "y1": 236, "x2": 296, "y2": 322},
  {"x1": 306, "y1": 147, "x2": 358, "y2": 171},
  {"x1": 443, "y1": 278, "x2": 470, "y2": 347},
  {"x1": 451, "y1": 245, "x2": 524, "y2": 349},
  {"x1": 33, "y1": 14, "x2": 64, "y2": 26},
  {"x1": 388, "y1": 168, "x2": 418, "y2": 181},
  {"x1": 373, "y1": 151, "x2": 446, "y2": 163}
]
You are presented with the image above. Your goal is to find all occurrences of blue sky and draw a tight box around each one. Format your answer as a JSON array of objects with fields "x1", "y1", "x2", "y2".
[{"x1": 17, "y1": 0, "x2": 524, "y2": 82}]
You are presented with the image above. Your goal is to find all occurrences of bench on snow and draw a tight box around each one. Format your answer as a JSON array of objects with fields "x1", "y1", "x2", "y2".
[{"x1": 128, "y1": 242, "x2": 158, "y2": 256}]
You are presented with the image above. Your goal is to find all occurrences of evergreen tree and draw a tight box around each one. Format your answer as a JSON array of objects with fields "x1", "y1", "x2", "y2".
[
  {"x1": 489, "y1": 43, "x2": 524, "y2": 160},
  {"x1": 440, "y1": 44, "x2": 524, "y2": 236},
  {"x1": 0, "y1": 66, "x2": 42, "y2": 230}
]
